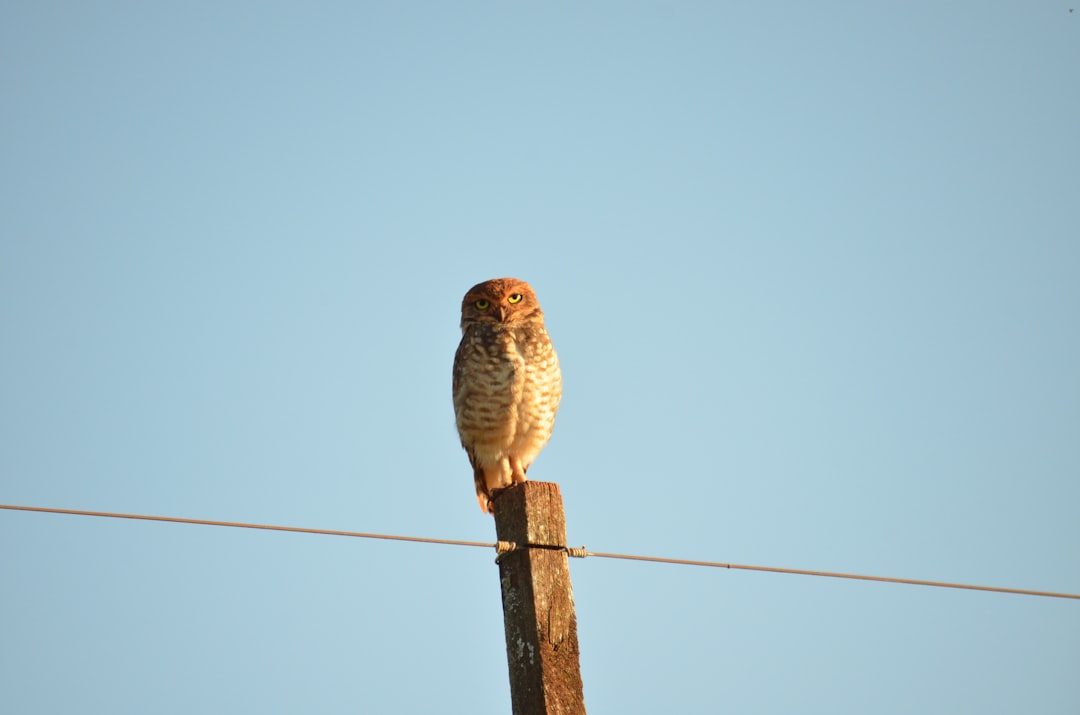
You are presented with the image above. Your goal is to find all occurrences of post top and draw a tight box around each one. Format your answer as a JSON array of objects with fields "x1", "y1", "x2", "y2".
[{"x1": 492, "y1": 481, "x2": 567, "y2": 547}]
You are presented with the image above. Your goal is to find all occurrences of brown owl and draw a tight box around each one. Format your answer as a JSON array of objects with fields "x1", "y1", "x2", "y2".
[{"x1": 452, "y1": 278, "x2": 562, "y2": 514}]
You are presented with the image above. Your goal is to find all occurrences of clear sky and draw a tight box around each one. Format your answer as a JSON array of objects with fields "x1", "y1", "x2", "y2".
[{"x1": 2, "y1": 2, "x2": 1078, "y2": 713}]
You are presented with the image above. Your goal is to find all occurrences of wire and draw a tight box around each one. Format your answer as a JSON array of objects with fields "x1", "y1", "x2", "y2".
[
  {"x1": 0, "y1": 504, "x2": 492, "y2": 550},
  {"x1": 583, "y1": 551, "x2": 1080, "y2": 600},
  {"x1": 2, "y1": 503, "x2": 1077, "y2": 601}
]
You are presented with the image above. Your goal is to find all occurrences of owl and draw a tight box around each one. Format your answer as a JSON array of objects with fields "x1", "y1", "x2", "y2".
[{"x1": 452, "y1": 278, "x2": 562, "y2": 514}]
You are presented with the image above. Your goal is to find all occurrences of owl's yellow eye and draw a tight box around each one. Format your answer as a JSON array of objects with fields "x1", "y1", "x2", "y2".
[
  {"x1": 474, "y1": 299, "x2": 490, "y2": 310},
  {"x1": 507, "y1": 294, "x2": 523, "y2": 304}
]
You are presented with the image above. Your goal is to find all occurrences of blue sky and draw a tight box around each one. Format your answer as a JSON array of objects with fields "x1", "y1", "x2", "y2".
[{"x1": 2, "y1": 2, "x2": 1078, "y2": 713}]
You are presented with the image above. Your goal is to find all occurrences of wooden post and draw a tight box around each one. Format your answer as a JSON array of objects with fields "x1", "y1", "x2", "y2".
[{"x1": 493, "y1": 481, "x2": 586, "y2": 715}]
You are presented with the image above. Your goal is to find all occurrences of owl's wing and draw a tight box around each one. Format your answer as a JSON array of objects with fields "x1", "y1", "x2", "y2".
[
  {"x1": 451, "y1": 337, "x2": 472, "y2": 453},
  {"x1": 451, "y1": 339, "x2": 465, "y2": 399}
]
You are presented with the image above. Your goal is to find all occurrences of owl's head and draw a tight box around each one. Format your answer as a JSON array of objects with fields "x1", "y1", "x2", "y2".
[{"x1": 460, "y1": 277, "x2": 545, "y2": 328}]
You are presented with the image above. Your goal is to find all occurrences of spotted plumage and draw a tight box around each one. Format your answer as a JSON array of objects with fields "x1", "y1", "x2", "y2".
[{"x1": 452, "y1": 278, "x2": 562, "y2": 514}]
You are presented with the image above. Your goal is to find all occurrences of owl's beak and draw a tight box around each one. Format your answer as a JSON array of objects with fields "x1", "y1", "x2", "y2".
[{"x1": 495, "y1": 306, "x2": 509, "y2": 323}]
